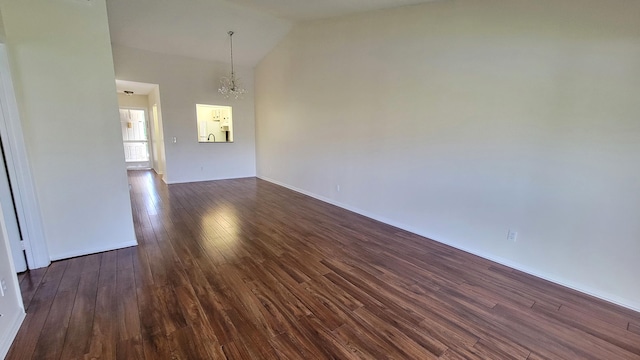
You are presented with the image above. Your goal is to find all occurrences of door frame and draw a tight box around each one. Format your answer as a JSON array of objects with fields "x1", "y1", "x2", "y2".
[
  {"x1": 0, "y1": 135, "x2": 27, "y2": 272},
  {"x1": 119, "y1": 106, "x2": 153, "y2": 170},
  {"x1": 0, "y1": 44, "x2": 50, "y2": 269}
]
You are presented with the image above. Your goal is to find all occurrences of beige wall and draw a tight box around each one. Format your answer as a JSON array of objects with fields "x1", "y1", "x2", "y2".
[
  {"x1": 117, "y1": 93, "x2": 149, "y2": 109},
  {"x1": 0, "y1": 0, "x2": 137, "y2": 259},
  {"x1": 256, "y1": 0, "x2": 640, "y2": 310},
  {"x1": 0, "y1": 6, "x2": 5, "y2": 42}
]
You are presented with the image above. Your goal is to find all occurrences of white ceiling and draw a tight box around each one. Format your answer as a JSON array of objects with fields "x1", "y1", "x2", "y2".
[{"x1": 106, "y1": 0, "x2": 440, "y2": 68}]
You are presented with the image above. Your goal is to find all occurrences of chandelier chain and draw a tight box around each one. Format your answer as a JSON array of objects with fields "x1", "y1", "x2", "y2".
[
  {"x1": 218, "y1": 30, "x2": 246, "y2": 99},
  {"x1": 229, "y1": 31, "x2": 235, "y2": 86}
]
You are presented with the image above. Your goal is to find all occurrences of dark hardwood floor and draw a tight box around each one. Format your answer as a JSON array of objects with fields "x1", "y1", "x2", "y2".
[{"x1": 7, "y1": 170, "x2": 640, "y2": 359}]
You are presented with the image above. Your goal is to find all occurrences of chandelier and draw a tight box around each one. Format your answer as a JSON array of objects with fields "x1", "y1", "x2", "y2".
[{"x1": 218, "y1": 31, "x2": 247, "y2": 99}]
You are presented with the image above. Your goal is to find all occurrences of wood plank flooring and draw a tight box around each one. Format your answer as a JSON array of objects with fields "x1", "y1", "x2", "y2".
[{"x1": 7, "y1": 170, "x2": 640, "y2": 359}]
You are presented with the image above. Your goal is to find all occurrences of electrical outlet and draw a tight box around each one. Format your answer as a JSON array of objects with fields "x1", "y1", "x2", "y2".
[
  {"x1": 507, "y1": 230, "x2": 518, "y2": 242},
  {"x1": 0, "y1": 279, "x2": 6, "y2": 297}
]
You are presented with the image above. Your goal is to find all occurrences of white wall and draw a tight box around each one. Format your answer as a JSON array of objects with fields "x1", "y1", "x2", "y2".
[
  {"x1": 0, "y1": 204, "x2": 24, "y2": 359},
  {"x1": 117, "y1": 93, "x2": 149, "y2": 109},
  {"x1": 256, "y1": 0, "x2": 640, "y2": 310},
  {"x1": 112, "y1": 45, "x2": 256, "y2": 184},
  {"x1": 0, "y1": 0, "x2": 137, "y2": 260}
]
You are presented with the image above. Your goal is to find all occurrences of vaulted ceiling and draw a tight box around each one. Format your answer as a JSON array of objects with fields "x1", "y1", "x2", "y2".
[{"x1": 106, "y1": 0, "x2": 440, "y2": 68}]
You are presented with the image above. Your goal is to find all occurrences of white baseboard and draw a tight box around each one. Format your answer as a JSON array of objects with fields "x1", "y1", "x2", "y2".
[
  {"x1": 49, "y1": 240, "x2": 138, "y2": 261},
  {"x1": 257, "y1": 175, "x2": 640, "y2": 313},
  {"x1": 0, "y1": 310, "x2": 25, "y2": 359}
]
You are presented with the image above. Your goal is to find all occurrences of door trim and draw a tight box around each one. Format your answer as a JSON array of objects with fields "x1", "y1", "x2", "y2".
[{"x1": 0, "y1": 44, "x2": 50, "y2": 269}]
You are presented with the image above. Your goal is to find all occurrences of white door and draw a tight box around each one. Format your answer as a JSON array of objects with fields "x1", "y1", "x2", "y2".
[
  {"x1": 120, "y1": 108, "x2": 151, "y2": 169},
  {"x1": 0, "y1": 137, "x2": 26, "y2": 272}
]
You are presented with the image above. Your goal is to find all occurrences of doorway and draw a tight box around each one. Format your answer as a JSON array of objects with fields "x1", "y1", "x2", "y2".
[
  {"x1": 115, "y1": 80, "x2": 166, "y2": 178},
  {"x1": 120, "y1": 108, "x2": 151, "y2": 169}
]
